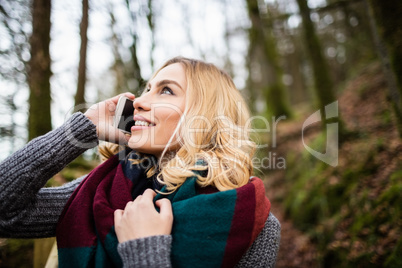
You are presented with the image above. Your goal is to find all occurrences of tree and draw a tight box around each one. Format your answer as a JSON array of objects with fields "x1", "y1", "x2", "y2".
[
  {"x1": 0, "y1": 0, "x2": 30, "y2": 82},
  {"x1": 27, "y1": 0, "x2": 53, "y2": 266},
  {"x1": 0, "y1": 0, "x2": 31, "y2": 152},
  {"x1": 146, "y1": 0, "x2": 155, "y2": 70},
  {"x1": 109, "y1": 7, "x2": 126, "y2": 95},
  {"x1": 296, "y1": 0, "x2": 336, "y2": 109},
  {"x1": 366, "y1": 0, "x2": 402, "y2": 136},
  {"x1": 296, "y1": 0, "x2": 349, "y2": 138},
  {"x1": 246, "y1": 0, "x2": 292, "y2": 118},
  {"x1": 28, "y1": 0, "x2": 52, "y2": 141},
  {"x1": 125, "y1": 0, "x2": 145, "y2": 94},
  {"x1": 317, "y1": 0, "x2": 376, "y2": 86},
  {"x1": 107, "y1": 0, "x2": 149, "y2": 96},
  {"x1": 74, "y1": 0, "x2": 89, "y2": 111},
  {"x1": 222, "y1": 0, "x2": 234, "y2": 78}
]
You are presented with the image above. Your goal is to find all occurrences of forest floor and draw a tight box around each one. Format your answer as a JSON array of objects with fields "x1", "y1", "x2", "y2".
[{"x1": 263, "y1": 61, "x2": 402, "y2": 267}]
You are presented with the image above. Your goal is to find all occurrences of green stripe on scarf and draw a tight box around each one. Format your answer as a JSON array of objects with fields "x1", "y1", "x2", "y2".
[
  {"x1": 58, "y1": 247, "x2": 95, "y2": 267},
  {"x1": 156, "y1": 177, "x2": 237, "y2": 267}
]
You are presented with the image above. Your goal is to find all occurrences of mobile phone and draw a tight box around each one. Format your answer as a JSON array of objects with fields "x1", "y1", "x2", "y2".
[{"x1": 114, "y1": 96, "x2": 135, "y2": 134}]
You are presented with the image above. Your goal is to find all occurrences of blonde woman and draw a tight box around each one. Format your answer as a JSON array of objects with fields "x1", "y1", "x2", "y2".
[{"x1": 0, "y1": 57, "x2": 280, "y2": 267}]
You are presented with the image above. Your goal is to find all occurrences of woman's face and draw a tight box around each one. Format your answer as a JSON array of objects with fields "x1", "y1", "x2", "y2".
[{"x1": 128, "y1": 63, "x2": 187, "y2": 158}]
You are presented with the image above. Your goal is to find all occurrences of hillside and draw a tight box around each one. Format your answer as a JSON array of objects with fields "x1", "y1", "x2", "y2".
[{"x1": 264, "y1": 62, "x2": 402, "y2": 267}]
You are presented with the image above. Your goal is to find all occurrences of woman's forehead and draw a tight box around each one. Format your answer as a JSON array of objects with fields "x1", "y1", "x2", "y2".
[{"x1": 148, "y1": 63, "x2": 187, "y2": 88}]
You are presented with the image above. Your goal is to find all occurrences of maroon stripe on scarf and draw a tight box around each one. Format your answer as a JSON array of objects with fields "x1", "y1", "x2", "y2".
[
  {"x1": 221, "y1": 182, "x2": 256, "y2": 268},
  {"x1": 250, "y1": 177, "x2": 271, "y2": 245},
  {"x1": 56, "y1": 155, "x2": 120, "y2": 248},
  {"x1": 94, "y1": 164, "x2": 134, "y2": 243}
]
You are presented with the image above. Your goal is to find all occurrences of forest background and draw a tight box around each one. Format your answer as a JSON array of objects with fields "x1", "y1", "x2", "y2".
[{"x1": 0, "y1": 0, "x2": 401, "y2": 267}]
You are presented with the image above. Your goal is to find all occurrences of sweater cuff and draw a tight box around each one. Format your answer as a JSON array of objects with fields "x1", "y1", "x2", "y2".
[{"x1": 117, "y1": 235, "x2": 172, "y2": 268}]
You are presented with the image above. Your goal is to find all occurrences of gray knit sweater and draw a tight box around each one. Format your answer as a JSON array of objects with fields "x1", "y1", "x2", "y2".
[{"x1": 0, "y1": 112, "x2": 280, "y2": 267}]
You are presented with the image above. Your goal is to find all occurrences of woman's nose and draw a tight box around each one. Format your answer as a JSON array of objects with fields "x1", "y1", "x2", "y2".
[{"x1": 133, "y1": 94, "x2": 151, "y2": 111}]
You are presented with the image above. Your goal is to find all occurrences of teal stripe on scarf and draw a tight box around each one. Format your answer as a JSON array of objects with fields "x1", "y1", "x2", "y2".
[
  {"x1": 156, "y1": 177, "x2": 237, "y2": 267},
  {"x1": 58, "y1": 247, "x2": 96, "y2": 267},
  {"x1": 104, "y1": 227, "x2": 122, "y2": 266},
  {"x1": 95, "y1": 228, "x2": 122, "y2": 267}
]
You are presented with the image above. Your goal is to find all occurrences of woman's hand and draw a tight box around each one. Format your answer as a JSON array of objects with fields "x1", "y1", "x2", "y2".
[
  {"x1": 114, "y1": 189, "x2": 173, "y2": 243},
  {"x1": 84, "y1": 92, "x2": 135, "y2": 144}
]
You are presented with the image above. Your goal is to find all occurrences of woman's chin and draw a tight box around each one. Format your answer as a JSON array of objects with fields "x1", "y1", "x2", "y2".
[
  {"x1": 127, "y1": 135, "x2": 148, "y2": 149},
  {"x1": 126, "y1": 141, "x2": 157, "y2": 157}
]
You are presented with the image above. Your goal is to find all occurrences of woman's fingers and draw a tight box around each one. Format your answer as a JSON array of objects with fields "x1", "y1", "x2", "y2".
[
  {"x1": 142, "y1": 189, "x2": 157, "y2": 200},
  {"x1": 84, "y1": 92, "x2": 135, "y2": 144},
  {"x1": 105, "y1": 92, "x2": 135, "y2": 144},
  {"x1": 114, "y1": 209, "x2": 123, "y2": 228},
  {"x1": 113, "y1": 190, "x2": 173, "y2": 243},
  {"x1": 105, "y1": 121, "x2": 130, "y2": 144},
  {"x1": 156, "y1": 199, "x2": 173, "y2": 221},
  {"x1": 106, "y1": 92, "x2": 135, "y2": 109},
  {"x1": 124, "y1": 201, "x2": 134, "y2": 211},
  {"x1": 132, "y1": 189, "x2": 156, "y2": 209}
]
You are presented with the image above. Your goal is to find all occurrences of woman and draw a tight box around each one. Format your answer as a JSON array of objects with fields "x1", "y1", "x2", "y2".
[{"x1": 0, "y1": 57, "x2": 280, "y2": 267}]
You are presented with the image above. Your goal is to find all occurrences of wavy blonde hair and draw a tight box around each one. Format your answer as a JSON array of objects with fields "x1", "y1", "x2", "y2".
[{"x1": 99, "y1": 57, "x2": 256, "y2": 192}]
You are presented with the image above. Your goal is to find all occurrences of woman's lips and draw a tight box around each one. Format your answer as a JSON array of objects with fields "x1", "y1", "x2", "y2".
[
  {"x1": 133, "y1": 115, "x2": 155, "y2": 125},
  {"x1": 131, "y1": 114, "x2": 156, "y2": 131},
  {"x1": 131, "y1": 125, "x2": 155, "y2": 131}
]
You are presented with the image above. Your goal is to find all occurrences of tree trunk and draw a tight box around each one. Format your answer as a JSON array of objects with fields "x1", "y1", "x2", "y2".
[
  {"x1": 366, "y1": 0, "x2": 402, "y2": 136},
  {"x1": 245, "y1": 31, "x2": 258, "y2": 115},
  {"x1": 28, "y1": 0, "x2": 52, "y2": 141},
  {"x1": 296, "y1": 0, "x2": 349, "y2": 139},
  {"x1": 28, "y1": 0, "x2": 53, "y2": 266},
  {"x1": 296, "y1": 0, "x2": 336, "y2": 109},
  {"x1": 370, "y1": 0, "x2": 402, "y2": 96},
  {"x1": 246, "y1": 0, "x2": 292, "y2": 118},
  {"x1": 109, "y1": 8, "x2": 125, "y2": 95},
  {"x1": 125, "y1": 0, "x2": 145, "y2": 94},
  {"x1": 129, "y1": 36, "x2": 145, "y2": 93},
  {"x1": 74, "y1": 0, "x2": 89, "y2": 111},
  {"x1": 146, "y1": 0, "x2": 155, "y2": 70},
  {"x1": 222, "y1": 0, "x2": 234, "y2": 78},
  {"x1": 285, "y1": 35, "x2": 308, "y2": 105}
]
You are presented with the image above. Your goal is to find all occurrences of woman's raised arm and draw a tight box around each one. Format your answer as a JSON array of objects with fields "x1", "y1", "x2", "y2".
[
  {"x1": 0, "y1": 113, "x2": 98, "y2": 237},
  {"x1": 0, "y1": 92, "x2": 134, "y2": 238}
]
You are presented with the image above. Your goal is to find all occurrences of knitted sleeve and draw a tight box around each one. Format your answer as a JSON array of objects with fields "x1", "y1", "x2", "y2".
[
  {"x1": 118, "y1": 235, "x2": 173, "y2": 268},
  {"x1": 235, "y1": 212, "x2": 281, "y2": 268},
  {"x1": 0, "y1": 113, "x2": 98, "y2": 238}
]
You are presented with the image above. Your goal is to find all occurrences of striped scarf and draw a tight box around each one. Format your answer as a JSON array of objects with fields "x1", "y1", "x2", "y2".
[{"x1": 56, "y1": 150, "x2": 270, "y2": 267}]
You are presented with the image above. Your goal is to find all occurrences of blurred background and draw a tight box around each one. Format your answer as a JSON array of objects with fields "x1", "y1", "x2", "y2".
[{"x1": 0, "y1": 0, "x2": 401, "y2": 267}]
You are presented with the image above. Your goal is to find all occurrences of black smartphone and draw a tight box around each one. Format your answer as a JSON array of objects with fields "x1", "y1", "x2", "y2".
[{"x1": 114, "y1": 96, "x2": 135, "y2": 134}]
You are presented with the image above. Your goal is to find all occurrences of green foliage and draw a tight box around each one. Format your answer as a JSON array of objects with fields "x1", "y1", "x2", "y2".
[
  {"x1": 0, "y1": 239, "x2": 34, "y2": 268},
  {"x1": 282, "y1": 130, "x2": 402, "y2": 267}
]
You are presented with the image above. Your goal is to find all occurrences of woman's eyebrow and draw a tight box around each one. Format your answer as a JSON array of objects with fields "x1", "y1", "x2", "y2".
[
  {"x1": 146, "y1": 79, "x2": 184, "y2": 92},
  {"x1": 157, "y1": 80, "x2": 184, "y2": 91}
]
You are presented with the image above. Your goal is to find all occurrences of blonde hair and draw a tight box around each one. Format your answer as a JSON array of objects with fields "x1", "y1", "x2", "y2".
[
  {"x1": 98, "y1": 142, "x2": 122, "y2": 162},
  {"x1": 100, "y1": 57, "x2": 256, "y2": 192}
]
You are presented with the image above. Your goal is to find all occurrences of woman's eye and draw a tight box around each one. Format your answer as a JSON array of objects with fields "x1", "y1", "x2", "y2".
[
  {"x1": 161, "y1": 87, "x2": 173, "y2": 95},
  {"x1": 141, "y1": 88, "x2": 151, "y2": 95}
]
